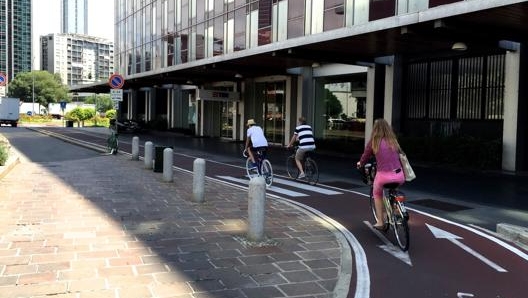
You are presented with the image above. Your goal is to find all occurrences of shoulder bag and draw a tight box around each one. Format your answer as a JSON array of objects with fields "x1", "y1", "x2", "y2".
[{"x1": 399, "y1": 151, "x2": 416, "y2": 182}]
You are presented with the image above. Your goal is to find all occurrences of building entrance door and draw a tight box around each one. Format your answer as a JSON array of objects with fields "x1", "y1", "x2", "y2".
[
  {"x1": 262, "y1": 82, "x2": 285, "y2": 144},
  {"x1": 221, "y1": 101, "x2": 234, "y2": 139}
]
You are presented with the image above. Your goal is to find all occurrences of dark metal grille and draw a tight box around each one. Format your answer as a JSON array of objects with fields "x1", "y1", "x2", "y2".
[{"x1": 405, "y1": 54, "x2": 504, "y2": 121}]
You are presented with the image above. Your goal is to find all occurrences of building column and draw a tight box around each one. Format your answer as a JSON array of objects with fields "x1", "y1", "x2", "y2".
[
  {"x1": 128, "y1": 89, "x2": 138, "y2": 120},
  {"x1": 503, "y1": 49, "x2": 521, "y2": 171},
  {"x1": 364, "y1": 66, "x2": 376, "y2": 145}
]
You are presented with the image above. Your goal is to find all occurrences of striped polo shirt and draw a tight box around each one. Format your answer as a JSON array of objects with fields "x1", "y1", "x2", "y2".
[{"x1": 295, "y1": 124, "x2": 316, "y2": 149}]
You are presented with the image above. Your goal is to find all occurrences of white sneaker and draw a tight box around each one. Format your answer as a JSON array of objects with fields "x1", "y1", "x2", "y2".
[{"x1": 298, "y1": 173, "x2": 306, "y2": 179}]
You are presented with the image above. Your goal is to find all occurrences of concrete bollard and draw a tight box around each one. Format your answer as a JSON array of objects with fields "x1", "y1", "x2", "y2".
[
  {"x1": 144, "y1": 141, "x2": 153, "y2": 169},
  {"x1": 131, "y1": 136, "x2": 139, "y2": 160},
  {"x1": 163, "y1": 148, "x2": 173, "y2": 182},
  {"x1": 193, "y1": 158, "x2": 206, "y2": 203},
  {"x1": 248, "y1": 176, "x2": 266, "y2": 242}
]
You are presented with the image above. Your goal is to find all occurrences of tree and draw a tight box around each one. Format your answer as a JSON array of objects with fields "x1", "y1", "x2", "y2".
[
  {"x1": 66, "y1": 107, "x2": 95, "y2": 127},
  {"x1": 84, "y1": 94, "x2": 114, "y2": 113},
  {"x1": 7, "y1": 71, "x2": 69, "y2": 107},
  {"x1": 324, "y1": 88, "x2": 343, "y2": 118}
]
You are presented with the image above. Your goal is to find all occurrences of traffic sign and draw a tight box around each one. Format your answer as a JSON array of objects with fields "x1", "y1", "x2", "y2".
[
  {"x1": 110, "y1": 89, "x2": 123, "y2": 101},
  {"x1": 0, "y1": 72, "x2": 6, "y2": 86},
  {"x1": 60, "y1": 101, "x2": 67, "y2": 111},
  {"x1": 109, "y1": 74, "x2": 125, "y2": 89}
]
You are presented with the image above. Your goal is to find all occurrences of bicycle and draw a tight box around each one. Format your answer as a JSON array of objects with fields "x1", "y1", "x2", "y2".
[
  {"x1": 243, "y1": 148, "x2": 273, "y2": 187},
  {"x1": 107, "y1": 120, "x2": 119, "y2": 155},
  {"x1": 286, "y1": 146, "x2": 319, "y2": 185},
  {"x1": 360, "y1": 162, "x2": 410, "y2": 251}
]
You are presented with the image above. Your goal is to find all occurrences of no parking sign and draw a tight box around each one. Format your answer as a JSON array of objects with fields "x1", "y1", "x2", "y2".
[
  {"x1": 108, "y1": 74, "x2": 125, "y2": 89},
  {"x1": 0, "y1": 72, "x2": 6, "y2": 86}
]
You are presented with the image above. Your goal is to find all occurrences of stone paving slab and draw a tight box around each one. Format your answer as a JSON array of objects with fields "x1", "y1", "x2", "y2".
[{"x1": 0, "y1": 150, "x2": 350, "y2": 298}]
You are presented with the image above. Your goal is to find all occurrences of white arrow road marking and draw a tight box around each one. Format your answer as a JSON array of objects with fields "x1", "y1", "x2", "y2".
[
  {"x1": 217, "y1": 176, "x2": 308, "y2": 197},
  {"x1": 457, "y1": 293, "x2": 475, "y2": 298},
  {"x1": 273, "y1": 177, "x2": 343, "y2": 195},
  {"x1": 364, "y1": 221, "x2": 412, "y2": 266},
  {"x1": 427, "y1": 224, "x2": 507, "y2": 272}
]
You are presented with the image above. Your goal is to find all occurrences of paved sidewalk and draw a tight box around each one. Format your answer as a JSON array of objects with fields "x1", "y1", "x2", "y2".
[{"x1": 0, "y1": 149, "x2": 351, "y2": 297}]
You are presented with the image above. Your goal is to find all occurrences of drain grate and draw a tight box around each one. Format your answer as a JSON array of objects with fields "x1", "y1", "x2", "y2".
[
  {"x1": 409, "y1": 199, "x2": 472, "y2": 212},
  {"x1": 324, "y1": 181, "x2": 363, "y2": 189}
]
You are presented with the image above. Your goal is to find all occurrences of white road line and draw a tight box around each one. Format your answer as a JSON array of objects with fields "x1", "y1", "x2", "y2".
[
  {"x1": 217, "y1": 176, "x2": 308, "y2": 197},
  {"x1": 364, "y1": 221, "x2": 413, "y2": 266},
  {"x1": 273, "y1": 177, "x2": 343, "y2": 195}
]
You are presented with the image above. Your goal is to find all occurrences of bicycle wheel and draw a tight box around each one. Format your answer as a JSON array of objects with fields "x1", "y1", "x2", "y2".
[
  {"x1": 286, "y1": 155, "x2": 298, "y2": 179},
  {"x1": 261, "y1": 159, "x2": 273, "y2": 187},
  {"x1": 304, "y1": 157, "x2": 319, "y2": 185},
  {"x1": 107, "y1": 135, "x2": 118, "y2": 154},
  {"x1": 245, "y1": 157, "x2": 256, "y2": 179},
  {"x1": 391, "y1": 202, "x2": 410, "y2": 251}
]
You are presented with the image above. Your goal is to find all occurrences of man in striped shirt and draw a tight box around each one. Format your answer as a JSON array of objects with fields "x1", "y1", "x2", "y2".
[{"x1": 287, "y1": 116, "x2": 316, "y2": 179}]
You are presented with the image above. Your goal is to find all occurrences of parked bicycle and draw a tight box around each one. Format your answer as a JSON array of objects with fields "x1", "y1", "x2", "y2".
[
  {"x1": 286, "y1": 146, "x2": 319, "y2": 185},
  {"x1": 107, "y1": 119, "x2": 119, "y2": 155},
  {"x1": 243, "y1": 148, "x2": 273, "y2": 187},
  {"x1": 360, "y1": 161, "x2": 410, "y2": 251}
]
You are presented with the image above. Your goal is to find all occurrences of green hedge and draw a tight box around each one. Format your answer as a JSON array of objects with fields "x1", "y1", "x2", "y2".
[{"x1": 0, "y1": 143, "x2": 8, "y2": 166}]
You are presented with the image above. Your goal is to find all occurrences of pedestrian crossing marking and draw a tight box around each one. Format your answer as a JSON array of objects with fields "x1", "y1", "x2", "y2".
[
  {"x1": 272, "y1": 177, "x2": 343, "y2": 195},
  {"x1": 217, "y1": 176, "x2": 308, "y2": 197},
  {"x1": 216, "y1": 175, "x2": 343, "y2": 197}
]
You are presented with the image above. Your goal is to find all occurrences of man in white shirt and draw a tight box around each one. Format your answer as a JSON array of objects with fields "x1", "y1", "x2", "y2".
[
  {"x1": 245, "y1": 119, "x2": 268, "y2": 168},
  {"x1": 287, "y1": 116, "x2": 316, "y2": 179}
]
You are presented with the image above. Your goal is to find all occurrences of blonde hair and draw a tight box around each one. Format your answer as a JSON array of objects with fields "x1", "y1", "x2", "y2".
[{"x1": 371, "y1": 119, "x2": 401, "y2": 154}]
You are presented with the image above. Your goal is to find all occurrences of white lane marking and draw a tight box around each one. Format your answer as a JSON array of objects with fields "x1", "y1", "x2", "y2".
[
  {"x1": 273, "y1": 177, "x2": 343, "y2": 195},
  {"x1": 427, "y1": 224, "x2": 507, "y2": 272},
  {"x1": 457, "y1": 293, "x2": 475, "y2": 298},
  {"x1": 364, "y1": 221, "x2": 412, "y2": 266},
  {"x1": 217, "y1": 176, "x2": 308, "y2": 197}
]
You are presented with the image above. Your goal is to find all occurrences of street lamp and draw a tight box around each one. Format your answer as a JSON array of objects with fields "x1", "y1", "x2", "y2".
[{"x1": 32, "y1": 71, "x2": 35, "y2": 116}]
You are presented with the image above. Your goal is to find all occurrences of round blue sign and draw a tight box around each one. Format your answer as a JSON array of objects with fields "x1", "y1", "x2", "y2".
[
  {"x1": 109, "y1": 74, "x2": 125, "y2": 89},
  {"x1": 27, "y1": 111, "x2": 32, "y2": 116},
  {"x1": 0, "y1": 73, "x2": 6, "y2": 86}
]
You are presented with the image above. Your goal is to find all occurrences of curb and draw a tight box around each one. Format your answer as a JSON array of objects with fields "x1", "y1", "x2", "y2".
[
  {"x1": 0, "y1": 145, "x2": 20, "y2": 180},
  {"x1": 497, "y1": 223, "x2": 528, "y2": 248}
]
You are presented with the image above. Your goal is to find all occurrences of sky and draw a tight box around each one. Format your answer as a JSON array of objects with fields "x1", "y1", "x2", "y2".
[{"x1": 32, "y1": 0, "x2": 115, "y2": 69}]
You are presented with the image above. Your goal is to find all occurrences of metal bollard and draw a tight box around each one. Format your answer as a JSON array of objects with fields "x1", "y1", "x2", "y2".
[
  {"x1": 193, "y1": 158, "x2": 206, "y2": 203},
  {"x1": 131, "y1": 136, "x2": 139, "y2": 160},
  {"x1": 163, "y1": 148, "x2": 173, "y2": 182},
  {"x1": 144, "y1": 141, "x2": 153, "y2": 169},
  {"x1": 248, "y1": 176, "x2": 266, "y2": 242}
]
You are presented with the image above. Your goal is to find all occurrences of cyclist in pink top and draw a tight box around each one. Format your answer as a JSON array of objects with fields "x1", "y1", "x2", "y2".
[{"x1": 357, "y1": 119, "x2": 405, "y2": 230}]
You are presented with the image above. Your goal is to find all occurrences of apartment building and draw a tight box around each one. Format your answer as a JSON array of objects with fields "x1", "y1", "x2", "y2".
[{"x1": 41, "y1": 33, "x2": 114, "y2": 86}]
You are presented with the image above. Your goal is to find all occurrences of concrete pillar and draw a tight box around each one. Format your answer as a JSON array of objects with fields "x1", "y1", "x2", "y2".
[
  {"x1": 247, "y1": 176, "x2": 266, "y2": 242},
  {"x1": 163, "y1": 148, "x2": 173, "y2": 182},
  {"x1": 193, "y1": 158, "x2": 206, "y2": 203},
  {"x1": 503, "y1": 50, "x2": 521, "y2": 171},
  {"x1": 144, "y1": 141, "x2": 153, "y2": 169},
  {"x1": 131, "y1": 136, "x2": 139, "y2": 160}
]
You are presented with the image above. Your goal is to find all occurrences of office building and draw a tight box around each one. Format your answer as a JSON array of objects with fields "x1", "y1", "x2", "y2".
[
  {"x1": 61, "y1": 0, "x2": 88, "y2": 35},
  {"x1": 0, "y1": 0, "x2": 32, "y2": 82},
  {"x1": 41, "y1": 33, "x2": 113, "y2": 86},
  {"x1": 73, "y1": 0, "x2": 528, "y2": 172}
]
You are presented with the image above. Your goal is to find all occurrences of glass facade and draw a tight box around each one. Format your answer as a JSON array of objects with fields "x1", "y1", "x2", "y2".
[
  {"x1": 115, "y1": 0, "x2": 467, "y2": 76},
  {"x1": 0, "y1": 0, "x2": 32, "y2": 82},
  {"x1": 115, "y1": 0, "x2": 371, "y2": 75},
  {"x1": 62, "y1": 0, "x2": 88, "y2": 35}
]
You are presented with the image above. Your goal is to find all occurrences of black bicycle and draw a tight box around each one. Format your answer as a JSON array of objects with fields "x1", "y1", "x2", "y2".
[
  {"x1": 286, "y1": 146, "x2": 319, "y2": 185},
  {"x1": 360, "y1": 162, "x2": 410, "y2": 251}
]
